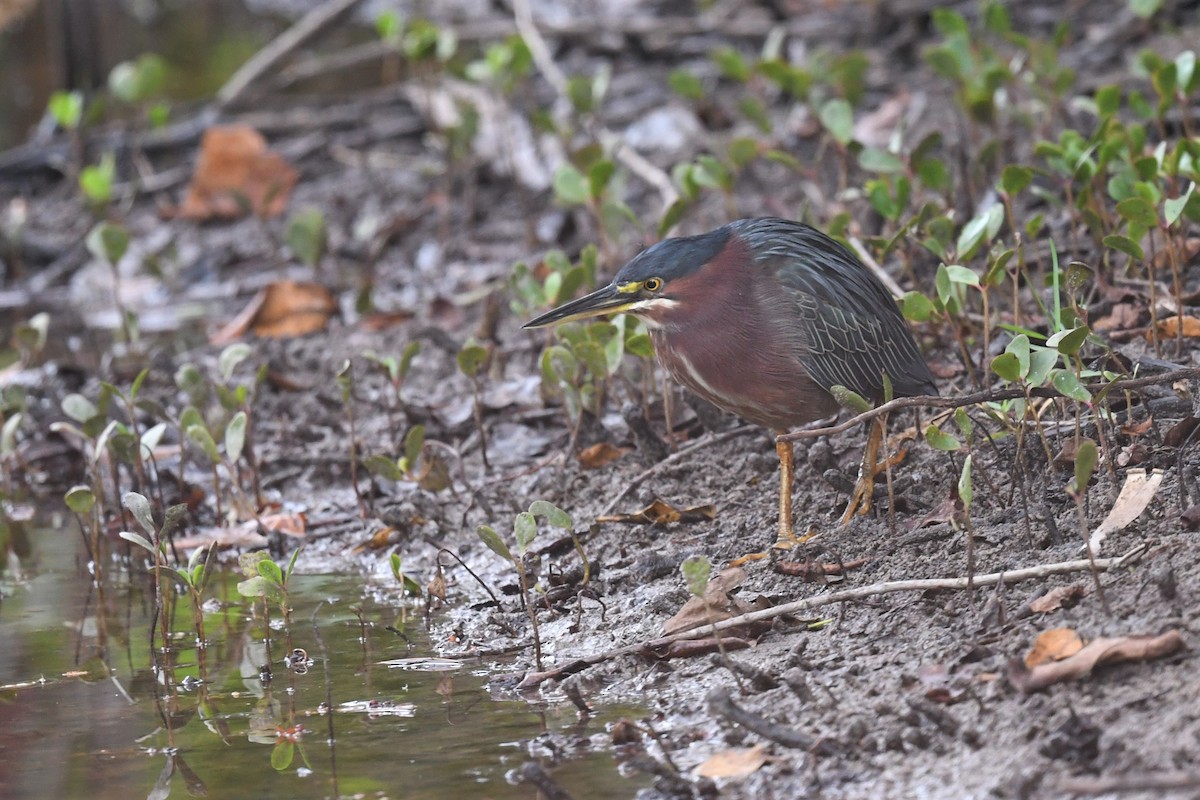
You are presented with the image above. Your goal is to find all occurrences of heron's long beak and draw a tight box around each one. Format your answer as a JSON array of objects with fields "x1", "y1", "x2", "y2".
[{"x1": 523, "y1": 283, "x2": 636, "y2": 328}]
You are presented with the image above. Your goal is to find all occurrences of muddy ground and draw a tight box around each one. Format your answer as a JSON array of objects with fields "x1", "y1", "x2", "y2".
[{"x1": 3, "y1": 0, "x2": 1200, "y2": 797}]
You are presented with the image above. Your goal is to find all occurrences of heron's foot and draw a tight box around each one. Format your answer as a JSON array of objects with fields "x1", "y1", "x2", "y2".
[{"x1": 839, "y1": 448, "x2": 908, "y2": 523}]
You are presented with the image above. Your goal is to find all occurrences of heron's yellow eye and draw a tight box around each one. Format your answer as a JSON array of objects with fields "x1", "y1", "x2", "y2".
[{"x1": 643, "y1": 277, "x2": 663, "y2": 292}]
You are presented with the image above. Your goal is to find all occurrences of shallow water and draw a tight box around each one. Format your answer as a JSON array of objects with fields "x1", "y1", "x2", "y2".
[{"x1": 0, "y1": 516, "x2": 648, "y2": 799}]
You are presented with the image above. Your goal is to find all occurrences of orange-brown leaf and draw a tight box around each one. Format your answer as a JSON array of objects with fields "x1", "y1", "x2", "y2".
[
  {"x1": 1025, "y1": 627, "x2": 1083, "y2": 668},
  {"x1": 180, "y1": 126, "x2": 297, "y2": 219},
  {"x1": 577, "y1": 442, "x2": 629, "y2": 469},
  {"x1": 695, "y1": 746, "x2": 768, "y2": 779}
]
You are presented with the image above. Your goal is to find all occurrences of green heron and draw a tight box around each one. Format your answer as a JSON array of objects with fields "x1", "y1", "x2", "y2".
[{"x1": 524, "y1": 217, "x2": 936, "y2": 544}]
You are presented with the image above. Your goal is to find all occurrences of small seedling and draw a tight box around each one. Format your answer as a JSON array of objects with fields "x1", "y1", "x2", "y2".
[{"x1": 476, "y1": 500, "x2": 574, "y2": 671}]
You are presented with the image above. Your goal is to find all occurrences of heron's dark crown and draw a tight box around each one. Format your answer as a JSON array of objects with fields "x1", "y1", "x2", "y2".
[{"x1": 612, "y1": 225, "x2": 733, "y2": 284}]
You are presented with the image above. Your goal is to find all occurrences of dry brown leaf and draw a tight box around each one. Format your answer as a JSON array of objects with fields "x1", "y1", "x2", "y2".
[
  {"x1": 1010, "y1": 630, "x2": 1183, "y2": 692},
  {"x1": 1119, "y1": 415, "x2": 1154, "y2": 437},
  {"x1": 351, "y1": 526, "x2": 401, "y2": 554},
  {"x1": 577, "y1": 442, "x2": 630, "y2": 469},
  {"x1": 1088, "y1": 468, "x2": 1163, "y2": 556},
  {"x1": 1025, "y1": 628, "x2": 1083, "y2": 668},
  {"x1": 253, "y1": 281, "x2": 337, "y2": 338},
  {"x1": 173, "y1": 520, "x2": 267, "y2": 550},
  {"x1": 1028, "y1": 584, "x2": 1086, "y2": 615},
  {"x1": 661, "y1": 567, "x2": 747, "y2": 635},
  {"x1": 359, "y1": 311, "x2": 415, "y2": 332},
  {"x1": 1092, "y1": 302, "x2": 1143, "y2": 332},
  {"x1": 1164, "y1": 416, "x2": 1200, "y2": 448},
  {"x1": 597, "y1": 498, "x2": 717, "y2": 525},
  {"x1": 210, "y1": 280, "x2": 337, "y2": 343},
  {"x1": 179, "y1": 126, "x2": 297, "y2": 219},
  {"x1": 1149, "y1": 315, "x2": 1200, "y2": 339},
  {"x1": 259, "y1": 512, "x2": 307, "y2": 537},
  {"x1": 695, "y1": 745, "x2": 768, "y2": 780}
]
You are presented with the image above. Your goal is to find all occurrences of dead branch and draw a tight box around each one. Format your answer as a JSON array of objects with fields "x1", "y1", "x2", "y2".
[
  {"x1": 217, "y1": 0, "x2": 364, "y2": 109},
  {"x1": 777, "y1": 366, "x2": 1200, "y2": 443},
  {"x1": 517, "y1": 545, "x2": 1147, "y2": 689}
]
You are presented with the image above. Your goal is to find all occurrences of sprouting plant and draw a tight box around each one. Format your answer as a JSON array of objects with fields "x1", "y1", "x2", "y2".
[
  {"x1": 108, "y1": 52, "x2": 170, "y2": 128},
  {"x1": 85, "y1": 221, "x2": 136, "y2": 343},
  {"x1": 457, "y1": 337, "x2": 491, "y2": 469},
  {"x1": 118, "y1": 492, "x2": 189, "y2": 662},
  {"x1": 476, "y1": 500, "x2": 574, "y2": 671},
  {"x1": 364, "y1": 341, "x2": 420, "y2": 450}
]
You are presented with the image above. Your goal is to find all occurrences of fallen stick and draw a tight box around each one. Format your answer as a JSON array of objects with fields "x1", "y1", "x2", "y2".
[
  {"x1": 517, "y1": 545, "x2": 1148, "y2": 689},
  {"x1": 777, "y1": 366, "x2": 1200, "y2": 443}
]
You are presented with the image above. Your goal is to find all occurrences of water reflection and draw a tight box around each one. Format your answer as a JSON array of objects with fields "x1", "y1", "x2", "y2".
[{"x1": 0, "y1": 522, "x2": 648, "y2": 799}]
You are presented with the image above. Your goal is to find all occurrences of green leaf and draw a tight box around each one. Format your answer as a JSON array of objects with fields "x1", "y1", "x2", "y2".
[
  {"x1": 830, "y1": 385, "x2": 871, "y2": 414},
  {"x1": 818, "y1": 98, "x2": 854, "y2": 146},
  {"x1": 186, "y1": 423, "x2": 222, "y2": 464},
  {"x1": 457, "y1": 339, "x2": 489, "y2": 377},
  {"x1": 1175, "y1": 50, "x2": 1195, "y2": 92},
  {"x1": 1116, "y1": 196, "x2": 1157, "y2": 228},
  {"x1": 1007, "y1": 334, "x2": 1031, "y2": 377},
  {"x1": 79, "y1": 153, "x2": 116, "y2": 205},
  {"x1": 529, "y1": 500, "x2": 572, "y2": 529},
  {"x1": 1000, "y1": 164, "x2": 1033, "y2": 195},
  {"x1": 958, "y1": 454, "x2": 973, "y2": 510},
  {"x1": 668, "y1": 69, "x2": 704, "y2": 100},
  {"x1": 64, "y1": 485, "x2": 96, "y2": 514},
  {"x1": 680, "y1": 554, "x2": 712, "y2": 598},
  {"x1": 1165, "y1": 182, "x2": 1195, "y2": 226},
  {"x1": 62, "y1": 393, "x2": 98, "y2": 423},
  {"x1": 257, "y1": 559, "x2": 284, "y2": 586},
  {"x1": 944, "y1": 264, "x2": 981, "y2": 287},
  {"x1": 403, "y1": 425, "x2": 425, "y2": 471},
  {"x1": 85, "y1": 221, "x2": 129, "y2": 265},
  {"x1": 1103, "y1": 234, "x2": 1144, "y2": 260},
  {"x1": 588, "y1": 159, "x2": 616, "y2": 199},
  {"x1": 1129, "y1": 0, "x2": 1161, "y2": 18},
  {"x1": 1026, "y1": 348, "x2": 1058, "y2": 387},
  {"x1": 712, "y1": 47, "x2": 751, "y2": 82},
  {"x1": 991, "y1": 352, "x2": 1022, "y2": 383},
  {"x1": 956, "y1": 205, "x2": 1003, "y2": 258},
  {"x1": 925, "y1": 424, "x2": 961, "y2": 451},
  {"x1": 140, "y1": 422, "x2": 167, "y2": 461},
  {"x1": 476, "y1": 525, "x2": 513, "y2": 562},
  {"x1": 119, "y1": 530, "x2": 157, "y2": 554},
  {"x1": 1072, "y1": 438, "x2": 1098, "y2": 497},
  {"x1": 219, "y1": 343, "x2": 252, "y2": 383},
  {"x1": 122, "y1": 491, "x2": 156, "y2": 535},
  {"x1": 901, "y1": 291, "x2": 935, "y2": 323},
  {"x1": 271, "y1": 741, "x2": 295, "y2": 771},
  {"x1": 225, "y1": 411, "x2": 247, "y2": 463},
  {"x1": 553, "y1": 165, "x2": 589, "y2": 205},
  {"x1": 1046, "y1": 324, "x2": 1089, "y2": 356},
  {"x1": 858, "y1": 147, "x2": 906, "y2": 173},
  {"x1": 954, "y1": 407, "x2": 974, "y2": 441},
  {"x1": 0, "y1": 413, "x2": 22, "y2": 456},
  {"x1": 364, "y1": 453, "x2": 403, "y2": 481},
  {"x1": 728, "y1": 137, "x2": 760, "y2": 170},
  {"x1": 513, "y1": 511, "x2": 537, "y2": 554},
  {"x1": 1052, "y1": 369, "x2": 1092, "y2": 402},
  {"x1": 47, "y1": 90, "x2": 83, "y2": 129}
]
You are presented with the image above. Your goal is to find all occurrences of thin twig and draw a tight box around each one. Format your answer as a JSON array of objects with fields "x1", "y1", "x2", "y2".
[
  {"x1": 778, "y1": 367, "x2": 1200, "y2": 443},
  {"x1": 217, "y1": 0, "x2": 364, "y2": 109},
  {"x1": 518, "y1": 545, "x2": 1147, "y2": 689}
]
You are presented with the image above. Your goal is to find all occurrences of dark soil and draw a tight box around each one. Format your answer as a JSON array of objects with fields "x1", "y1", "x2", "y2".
[{"x1": 3, "y1": 1, "x2": 1199, "y2": 798}]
